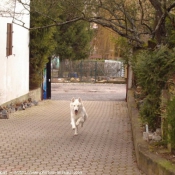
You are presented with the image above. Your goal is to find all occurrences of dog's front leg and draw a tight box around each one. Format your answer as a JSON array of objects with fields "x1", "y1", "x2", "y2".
[
  {"x1": 76, "y1": 117, "x2": 84, "y2": 127},
  {"x1": 76, "y1": 118, "x2": 81, "y2": 126},
  {"x1": 74, "y1": 126, "x2": 78, "y2": 135},
  {"x1": 71, "y1": 116, "x2": 76, "y2": 130}
]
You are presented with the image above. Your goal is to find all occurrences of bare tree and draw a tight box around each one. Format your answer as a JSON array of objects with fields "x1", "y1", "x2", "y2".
[
  {"x1": 1, "y1": 0, "x2": 175, "y2": 47},
  {"x1": 0, "y1": 0, "x2": 30, "y2": 28}
]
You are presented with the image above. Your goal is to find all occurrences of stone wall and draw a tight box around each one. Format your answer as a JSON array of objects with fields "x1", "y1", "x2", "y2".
[{"x1": 1, "y1": 88, "x2": 42, "y2": 107}]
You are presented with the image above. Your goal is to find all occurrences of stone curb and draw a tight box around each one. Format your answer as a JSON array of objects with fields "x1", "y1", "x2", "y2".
[{"x1": 127, "y1": 90, "x2": 175, "y2": 175}]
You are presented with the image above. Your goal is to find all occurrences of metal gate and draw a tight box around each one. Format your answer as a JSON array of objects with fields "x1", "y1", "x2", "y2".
[{"x1": 51, "y1": 59, "x2": 125, "y2": 83}]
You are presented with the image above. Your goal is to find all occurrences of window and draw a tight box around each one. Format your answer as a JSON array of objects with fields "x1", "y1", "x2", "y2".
[{"x1": 6, "y1": 23, "x2": 13, "y2": 56}]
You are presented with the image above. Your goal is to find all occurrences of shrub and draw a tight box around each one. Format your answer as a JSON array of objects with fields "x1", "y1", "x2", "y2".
[
  {"x1": 166, "y1": 97, "x2": 175, "y2": 150},
  {"x1": 132, "y1": 46, "x2": 175, "y2": 130}
]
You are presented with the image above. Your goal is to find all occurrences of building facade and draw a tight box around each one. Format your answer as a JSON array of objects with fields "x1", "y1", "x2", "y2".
[{"x1": 0, "y1": 0, "x2": 30, "y2": 105}]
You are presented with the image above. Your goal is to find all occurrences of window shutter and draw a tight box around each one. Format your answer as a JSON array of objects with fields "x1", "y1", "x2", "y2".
[{"x1": 6, "y1": 23, "x2": 13, "y2": 56}]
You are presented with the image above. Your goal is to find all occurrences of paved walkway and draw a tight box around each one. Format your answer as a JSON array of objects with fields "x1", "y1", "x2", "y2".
[{"x1": 0, "y1": 98, "x2": 144, "y2": 175}]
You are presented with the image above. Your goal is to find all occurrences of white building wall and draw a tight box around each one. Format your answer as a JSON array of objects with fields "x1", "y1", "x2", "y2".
[{"x1": 0, "y1": 1, "x2": 30, "y2": 105}]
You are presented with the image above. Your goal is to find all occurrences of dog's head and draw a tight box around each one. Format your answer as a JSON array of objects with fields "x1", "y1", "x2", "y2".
[{"x1": 70, "y1": 97, "x2": 82, "y2": 115}]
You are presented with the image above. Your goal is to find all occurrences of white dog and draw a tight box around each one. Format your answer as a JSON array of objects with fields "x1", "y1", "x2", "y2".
[{"x1": 70, "y1": 97, "x2": 88, "y2": 135}]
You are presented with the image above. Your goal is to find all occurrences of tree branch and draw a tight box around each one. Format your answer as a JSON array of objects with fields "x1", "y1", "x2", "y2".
[
  {"x1": 152, "y1": 1, "x2": 175, "y2": 38},
  {"x1": 29, "y1": 17, "x2": 84, "y2": 30},
  {"x1": 139, "y1": 0, "x2": 152, "y2": 33}
]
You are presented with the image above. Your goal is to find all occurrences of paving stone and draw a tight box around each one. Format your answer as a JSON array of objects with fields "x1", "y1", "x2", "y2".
[{"x1": 0, "y1": 85, "x2": 145, "y2": 175}]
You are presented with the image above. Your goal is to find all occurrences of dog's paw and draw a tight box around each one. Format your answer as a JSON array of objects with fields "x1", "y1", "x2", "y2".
[{"x1": 74, "y1": 133, "x2": 78, "y2": 136}]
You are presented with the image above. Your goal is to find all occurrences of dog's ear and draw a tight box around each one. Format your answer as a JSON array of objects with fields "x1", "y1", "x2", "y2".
[
  {"x1": 78, "y1": 98, "x2": 82, "y2": 102},
  {"x1": 71, "y1": 97, "x2": 75, "y2": 102}
]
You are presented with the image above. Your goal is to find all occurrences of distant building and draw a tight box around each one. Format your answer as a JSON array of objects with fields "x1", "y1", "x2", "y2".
[{"x1": 89, "y1": 25, "x2": 119, "y2": 60}]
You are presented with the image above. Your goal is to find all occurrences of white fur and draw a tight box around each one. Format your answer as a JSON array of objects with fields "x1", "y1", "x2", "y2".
[{"x1": 70, "y1": 97, "x2": 88, "y2": 135}]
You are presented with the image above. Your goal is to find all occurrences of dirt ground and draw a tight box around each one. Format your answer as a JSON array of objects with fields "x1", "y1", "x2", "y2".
[
  {"x1": 151, "y1": 143, "x2": 175, "y2": 165},
  {"x1": 51, "y1": 83, "x2": 126, "y2": 101}
]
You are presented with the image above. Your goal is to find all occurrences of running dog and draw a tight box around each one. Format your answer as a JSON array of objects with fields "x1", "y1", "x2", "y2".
[{"x1": 70, "y1": 97, "x2": 88, "y2": 135}]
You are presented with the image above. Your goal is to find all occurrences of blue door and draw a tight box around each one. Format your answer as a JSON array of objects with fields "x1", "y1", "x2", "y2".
[{"x1": 43, "y1": 57, "x2": 51, "y2": 99}]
